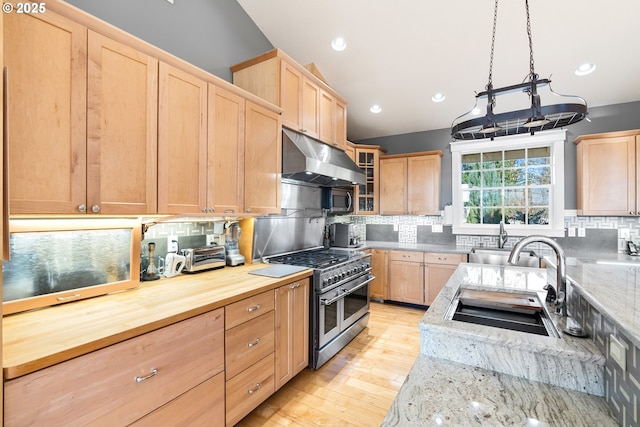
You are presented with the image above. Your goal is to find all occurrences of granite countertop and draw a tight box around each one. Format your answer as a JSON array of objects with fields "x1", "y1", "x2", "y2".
[
  {"x1": 564, "y1": 256, "x2": 640, "y2": 348},
  {"x1": 383, "y1": 263, "x2": 617, "y2": 426}
]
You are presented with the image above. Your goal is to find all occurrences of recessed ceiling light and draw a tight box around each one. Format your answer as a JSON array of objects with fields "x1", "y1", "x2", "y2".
[
  {"x1": 431, "y1": 93, "x2": 446, "y2": 103},
  {"x1": 575, "y1": 63, "x2": 596, "y2": 76},
  {"x1": 370, "y1": 104, "x2": 382, "y2": 114},
  {"x1": 331, "y1": 37, "x2": 347, "y2": 52}
]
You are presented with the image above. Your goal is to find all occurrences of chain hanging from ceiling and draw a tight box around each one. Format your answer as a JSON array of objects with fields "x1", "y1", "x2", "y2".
[{"x1": 451, "y1": 0, "x2": 588, "y2": 140}]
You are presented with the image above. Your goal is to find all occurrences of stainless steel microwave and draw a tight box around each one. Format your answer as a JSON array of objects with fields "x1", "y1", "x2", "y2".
[{"x1": 322, "y1": 187, "x2": 354, "y2": 214}]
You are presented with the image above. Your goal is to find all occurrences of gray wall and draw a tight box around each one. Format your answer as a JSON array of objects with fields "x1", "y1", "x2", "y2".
[
  {"x1": 355, "y1": 101, "x2": 640, "y2": 210},
  {"x1": 65, "y1": 0, "x2": 273, "y2": 82}
]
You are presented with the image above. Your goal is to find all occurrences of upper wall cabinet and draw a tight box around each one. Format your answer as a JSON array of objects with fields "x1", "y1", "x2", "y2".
[
  {"x1": 207, "y1": 85, "x2": 245, "y2": 214},
  {"x1": 5, "y1": 11, "x2": 159, "y2": 215},
  {"x1": 379, "y1": 151, "x2": 443, "y2": 215},
  {"x1": 157, "y1": 62, "x2": 208, "y2": 214},
  {"x1": 5, "y1": 11, "x2": 87, "y2": 214},
  {"x1": 231, "y1": 49, "x2": 347, "y2": 150},
  {"x1": 575, "y1": 129, "x2": 640, "y2": 216},
  {"x1": 244, "y1": 101, "x2": 282, "y2": 215}
]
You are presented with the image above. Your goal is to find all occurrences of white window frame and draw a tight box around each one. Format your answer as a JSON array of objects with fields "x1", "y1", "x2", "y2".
[{"x1": 450, "y1": 129, "x2": 566, "y2": 237}]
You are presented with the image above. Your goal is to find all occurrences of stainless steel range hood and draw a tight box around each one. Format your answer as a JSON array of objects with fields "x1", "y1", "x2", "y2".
[{"x1": 282, "y1": 128, "x2": 365, "y2": 187}]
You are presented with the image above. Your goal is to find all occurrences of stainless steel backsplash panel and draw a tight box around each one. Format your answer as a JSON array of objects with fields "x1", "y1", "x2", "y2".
[{"x1": 252, "y1": 216, "x2": 325, "y2": 261}]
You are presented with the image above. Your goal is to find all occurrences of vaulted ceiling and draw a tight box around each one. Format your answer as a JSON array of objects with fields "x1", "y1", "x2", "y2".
[{"x1": 237, "y1": 0, "x2": 640, "y2": 141}]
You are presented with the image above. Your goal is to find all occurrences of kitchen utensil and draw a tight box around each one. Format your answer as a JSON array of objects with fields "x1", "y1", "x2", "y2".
[
  {"x1": 141, "y1": 242, "x2": 164, "y2": 281},
  {"x1": 164, "y1": 253, "x2": 186, "y2": 278},
  {"x1": 224, "y1": 221, "x2": 245, "y2": 266}
]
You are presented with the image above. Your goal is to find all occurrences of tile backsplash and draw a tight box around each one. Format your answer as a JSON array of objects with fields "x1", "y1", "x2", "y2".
[{"x1": 330, "y1": 214, "x2": 638, "y2": 255}]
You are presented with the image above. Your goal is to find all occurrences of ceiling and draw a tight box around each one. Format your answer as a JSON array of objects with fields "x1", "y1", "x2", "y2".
[{"x1": 236, "y1": 0, "x2": 640, "y2": 141}]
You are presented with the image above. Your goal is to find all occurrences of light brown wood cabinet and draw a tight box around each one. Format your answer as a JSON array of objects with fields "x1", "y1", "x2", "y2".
[
  {"x1": 157, "y1": 62, "x2": 208, "y2": 214},
  {"x1": 224, "y1": 290, "x2": 276, "y2": 426},
  {"x1": 275, "y1": 278, "x2": 310, "y2": 390},
  {"x1": 244, "y1": 101, "x2": 282, "y2": 214},
  {"x1": 380, "y1": 151, "x2": 443, "y2": 215},
  {"x1": 207, "y1": 84, "x2": 245, "y2": 214},
  {"x1": 6, "y1": 12, "x2": 159, "y2": 215},
  {"x1": 369, "y1": 249, "x2": 389, "y2": 301},
  {"x1": 387, "y1": 251, "x2": 465, "y2": 306},
  {"x1": 4, "y1": 309, "x2": 225, "y2": 427},
  {"x1": 575, "y1": 130, "x2": 640, "y2": 216},
  {"x1": 355, "y1": 146, "x2": 386, "y2": 215},
  {"x1": 231, "y1": 49, "x2": 347, "y2": 150}
]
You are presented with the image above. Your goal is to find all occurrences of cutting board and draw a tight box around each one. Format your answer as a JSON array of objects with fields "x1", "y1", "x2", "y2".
[
  {"x1": 458, "y1": 289, "x2": 543, "y2": 313},
  {"x1": 248, "y1": 264, "x2": 310, "y2": 278}
]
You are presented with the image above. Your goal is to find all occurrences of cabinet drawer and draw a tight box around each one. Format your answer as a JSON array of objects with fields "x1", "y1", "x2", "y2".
[
  {"x1": 5, "y1": 309, "x2": 224, "y2": 427},
  {"x1": 226, "y1": 310, "x2": 275, "y2": 379},
  {"x1": 225, "y1": 289, "x2": 275, "y2": 330},
  {"x1": 389, "y1": 250, "x2": 424, "y2": 262},
  {"x1": 130, "y1": 372, "x2": 225, "y2": 427},
  {"x1": 225, "y1": 353, "x2": 275, "y2": 427},
  {"x1": 424, "y1": 252, "x2": 466, "y2": 265}
]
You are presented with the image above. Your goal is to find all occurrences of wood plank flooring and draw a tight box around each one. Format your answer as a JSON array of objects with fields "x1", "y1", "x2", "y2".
[{"x1": 236, "y1": 302, "x2": 426, "y2": 427}]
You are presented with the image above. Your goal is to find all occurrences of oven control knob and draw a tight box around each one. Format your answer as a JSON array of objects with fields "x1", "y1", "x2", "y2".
[
  {"x1": 323, "y1": 277, "x2": 330, "y2": 285},
  {"x1": 332, "y1": 275, "x2": 339, "y2": 283},
  {"x1": 340, "y1": 272, "x2": 346, "y2": 279}
]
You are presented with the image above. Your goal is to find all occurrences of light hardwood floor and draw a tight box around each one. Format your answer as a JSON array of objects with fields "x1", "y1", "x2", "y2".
[{"x1": 236, "y1": 301, "x2": 427, "y2": 427}]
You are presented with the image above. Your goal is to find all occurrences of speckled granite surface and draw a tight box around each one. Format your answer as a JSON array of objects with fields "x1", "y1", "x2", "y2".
[
  {"x1": 381, "y1": 355, "x2": 617, "y2": 427},
  {"x1": 420, "y1": 264, "x2": 606, "y2": 395}
]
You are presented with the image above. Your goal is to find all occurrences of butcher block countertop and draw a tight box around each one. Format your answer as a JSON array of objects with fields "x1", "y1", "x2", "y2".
[{"x1": 2, "y1": 264, "x2": 312, "y2": 380}]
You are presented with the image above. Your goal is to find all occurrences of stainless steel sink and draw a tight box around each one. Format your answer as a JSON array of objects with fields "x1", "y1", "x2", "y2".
[
  {"x1": 446, "y1": 288, "x2": 559, "y2": 337},
  {"x1": 468, "y1": 247, "x2": 541, "y2": 268}
]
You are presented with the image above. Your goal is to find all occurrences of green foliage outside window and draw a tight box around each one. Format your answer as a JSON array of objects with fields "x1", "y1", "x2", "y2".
[{"x1": 461, "y1": 147, "x2": 551, "y2": 225}]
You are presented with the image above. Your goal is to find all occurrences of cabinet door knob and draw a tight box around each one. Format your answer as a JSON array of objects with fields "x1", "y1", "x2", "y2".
[
  {"x1": 78, "y1": 204, "x2": 87, "y2": 212},
  {"x1": 91, "y1": 205, "x2": 100, "y2": 213},
  {"x1": 202, "y1": 208, "x2": 207, "y2": 213},
  {"x1": 246, "y1": 207, "x2": 252, "y2": 213}
]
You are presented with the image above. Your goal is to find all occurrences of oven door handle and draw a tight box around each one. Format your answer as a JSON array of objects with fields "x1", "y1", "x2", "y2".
[
  {"x1": 343, "y1": 275, "x2": 375, "y2": 296},
  {"x1": 320, "y1": 275, "x2": 375, "y2": 306}
]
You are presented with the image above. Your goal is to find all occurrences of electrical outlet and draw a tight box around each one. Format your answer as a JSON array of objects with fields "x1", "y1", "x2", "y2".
[
  {"x1": 206, "y1": 234, "x2": 215, "y2": 246},
  {"x1": 432, "y1": 224, "x2": 443, "y2": 233},
  {"x1": 167, "y1": 236, "x2": 178, "y2": 253},
  {"x1": 609, "y1": 335, "x2": 627, "y2": 371},
  {"x1": 577, "y1": 227, "x2": 586, "y2": 237},
  {"x1": 567, "y1": 227, "x2": 576, "y2": 237},
  {"x1": 620, "y1": 228, "x2": 631, "y2": 239}
]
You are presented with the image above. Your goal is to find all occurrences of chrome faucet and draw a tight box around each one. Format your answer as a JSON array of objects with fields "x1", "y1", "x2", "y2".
[
  {"x1": 498, "y1": 220, "x2": 508, "y2": 249},
  {"x1": 508, "y1": 235, "x2": 567, "y2": 317}
]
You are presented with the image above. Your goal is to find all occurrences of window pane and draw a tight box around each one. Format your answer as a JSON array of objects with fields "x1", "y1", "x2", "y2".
[
  {"x1": 528, "y1": 207, "x2": 549, "y2": 225},
  {"x1": 504, "y1": 168, "x2": 526, "y2": 186},
  {"x1": 529, "y1": 188, "x2": 549, "y2": 205},
  {"x1": 482, "y1": 170, "x2": 502, "y2": 187},
  {"x1": 464, "y1": 207, "x2": 481, "y2": 224},
  {"x1": 504, "y1": 188, "x2": 525, "y2": 206},
  {"x1": 482, "y1": 190, "x2": 502, "y2": 206},
  {"x1": 505, "y1": 207, "x2": 526, "y2": 224},
  {"x1": 528, "y1": 166, "x2": 551, "y2": 185},
  {"x1": 504, "y1": 149, "x2": 526, "y2": 168},
  {"x1": 462, "y1": 171, "x2": 481, "y2": 188},
  {"x1": 461, "y1": 153, "x2": 481, "y2": 171},
  {"x1": 528, "y1": 147, "x2": 551, "y2": 165},
  {"x1": 464, "y1": 190, "x2": 481, "y2": 207},
  {"x1": 482, "y1": 151, "x2": 502, "y2": 169},
  {"x1": 482, "y1": 208, "x2": 502, "y2": 224}
]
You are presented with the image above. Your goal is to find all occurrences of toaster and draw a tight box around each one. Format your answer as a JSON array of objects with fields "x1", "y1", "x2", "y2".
[{"x1": 181, "y1": 246, "x2": 226, "y2": 273}]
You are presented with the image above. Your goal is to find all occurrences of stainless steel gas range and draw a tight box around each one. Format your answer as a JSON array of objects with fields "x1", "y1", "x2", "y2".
[{"x1": 266, "y1": 247, "x2": 373, "y2": 370}]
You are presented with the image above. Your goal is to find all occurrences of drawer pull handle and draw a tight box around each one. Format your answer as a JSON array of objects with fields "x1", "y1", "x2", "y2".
[
  {"x1": 247, "y1": 338, "x2": 261, "y2": 348},
  {"x1": 135, "y1": 368, "x2": 158, "y2": 383},
  {"x1": 247, "y1": 383, "x2": 261, "y2": 395},
  {"x1": 56, "y1": 293, "x2": 81, "y2": 302},
  {"x1": 247, "y1": 304, "x2": 261, "y2": 313},
  {"x1": 290, "y1": 283, "x2": 301, "y2": 289}
]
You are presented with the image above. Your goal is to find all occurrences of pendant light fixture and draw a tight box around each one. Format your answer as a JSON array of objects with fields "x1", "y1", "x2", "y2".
[{"x1": 451, "y1": 0, "x2": 588, "y2": 140}]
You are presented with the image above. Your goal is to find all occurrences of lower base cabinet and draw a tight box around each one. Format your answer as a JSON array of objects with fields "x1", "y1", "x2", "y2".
[
  {"x1": 225, "y1": 353, "x2": 275, "y2": 426},
  {"x1": 387, "y1": 251, "x2": 465, "y2": 306},
  {"x1": 131, "y1": 373, "x2": 225, "y2": 427},
  {"x1": 4, "y1": 309, "x2": 225, "y2": 427}
]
